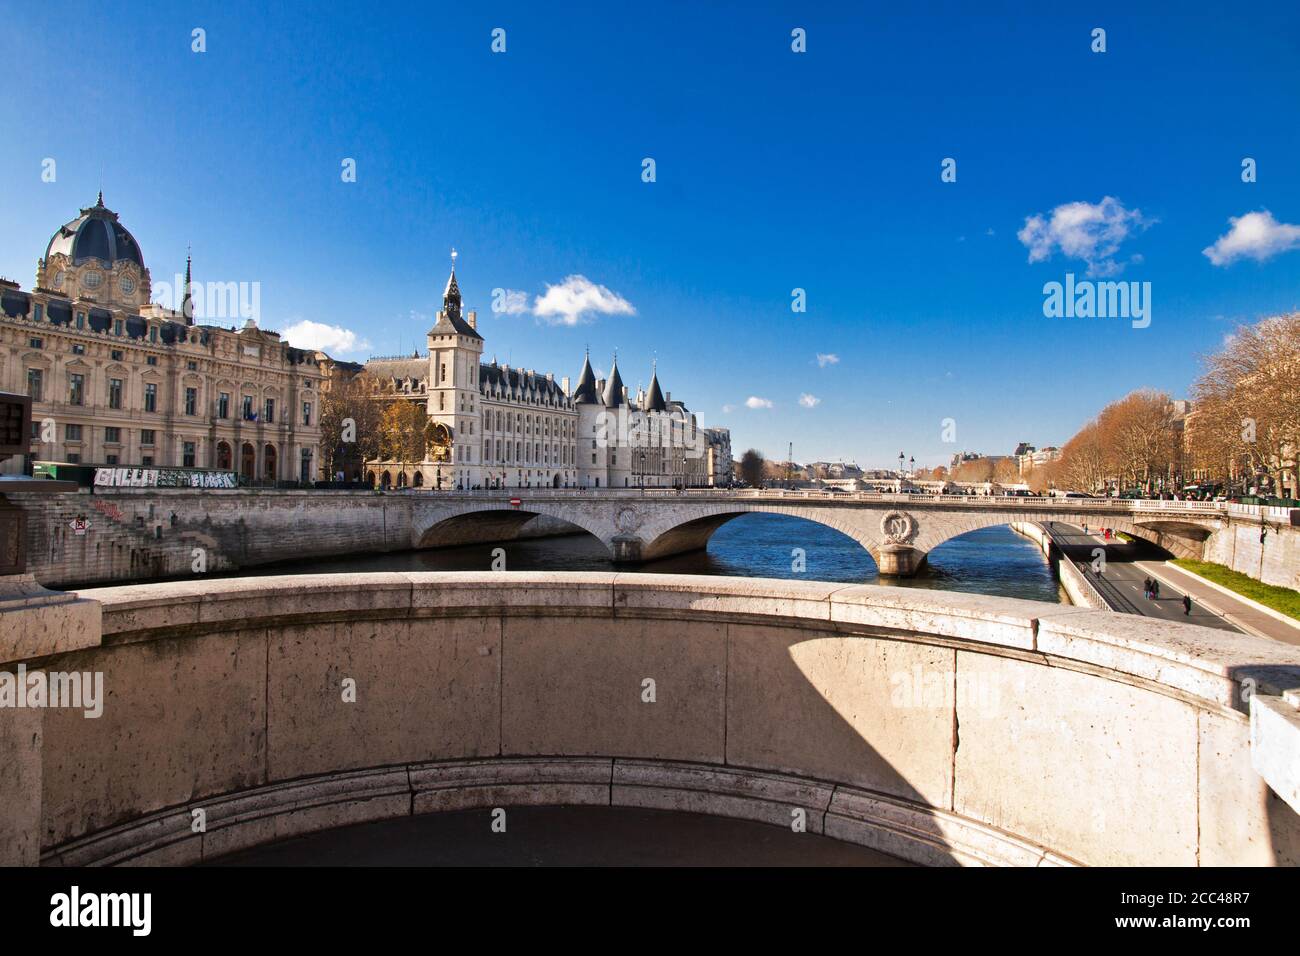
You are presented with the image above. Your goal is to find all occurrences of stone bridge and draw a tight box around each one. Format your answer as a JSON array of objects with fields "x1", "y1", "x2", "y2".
[
  {"x1": 9, "y1": 487, "x2": 1297, "y2": 589},
  {"x1": 412, "y1": 490, "x2": 1294, "y2": 576}
]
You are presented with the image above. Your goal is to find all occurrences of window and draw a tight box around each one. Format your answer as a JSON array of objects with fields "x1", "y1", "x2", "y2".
[
  {"x1": 146, "y1": 355, "x2": 158, "y2": 366},
  {"x1": 140, "y1": 429, "x2": 156, "y2": 446},
  {"x1": 65, "y1": 424, "x2": 82, "y2": 441},
  {"x1": 302, "y1": 401, "x2": 312, "y2": 425},
  {"x1": 109, "y1": 378, "x2": 123, "y2": 410},
  {"x1": 186, "y1": 360, "x2": 197, "y2": 371},
  {"x1": 144, "y1": 382, "x2": 157, "y2": 412},
  {"x1": 149, "y1": 326, "x2": 158, "y2": 342},
  {"x1": 218, "y1": 393, "x2": 230, "y2": 419},
  {"x1": 303, "y1": 378, "x2": 312, "y2": 388},
  {"x1": 441, "y1": 363, "x2": 447, "y2": 382},
  {"x1": 71, "y1": 344, "x2": 85, "y2": 355},
  {"x1": 141, "y1": 456, "x2": 153, "y2": 467},
  {"x1": 105, "y1": 427, "x2": 121, "y2": 443},
  {"x1": 242, "y1": 396, "x2": 254, "y2": 420},
  {"x1": 33, "y1": 304, "x2": 43, "y2": 322},
  {"x1": 26, "y1": 368, "x2": 42, "y2": 402},
  {"x1": 28, "y1": 337, "x2": 42, "y2": 350},
  {"x1": 75, "y1": 312, "x2": 85, "y2": 329},
  {"x1": 106, "y1": 454, "x2": 118, "y2": 465},
  {"x1": 183, "y1": 441, "x2": 196, "y2": 468},
  {"x1": 185, "y1": 387, "x2": 197, "y2": 416},
  {"x1": 113, "y1": 319, "x2": 123, "y2": 336},
  {"x1": 263, "y1": 398, "x2": 275, "y2": 423},
  {"x1": 68, "y1": 373, "x2": 85, "y2": 406},
  {"x1": 111, "y1": 349, "x2": 123, "y2": 361},
  {"x1": 592, "y1": 453, "x2": 597, "y2": 465},
  {"x1": 66, "y1": 452, "x2": 81, "y2": 463}
]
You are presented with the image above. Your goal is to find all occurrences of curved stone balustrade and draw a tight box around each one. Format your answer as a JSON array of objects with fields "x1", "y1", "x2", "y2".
[{"x1": 4, "y1": 572, "x2": 1299, "y2": 867}]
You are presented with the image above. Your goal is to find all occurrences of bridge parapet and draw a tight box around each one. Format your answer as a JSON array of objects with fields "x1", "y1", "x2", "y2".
[{"x1": 3, "y1": 572, "x2": 1298, "y2": 867}]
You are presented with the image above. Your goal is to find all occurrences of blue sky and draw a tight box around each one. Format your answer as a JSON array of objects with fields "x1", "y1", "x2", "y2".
[{"x1": 3, "y1": 1, "x2": 1299, "y2": 468}]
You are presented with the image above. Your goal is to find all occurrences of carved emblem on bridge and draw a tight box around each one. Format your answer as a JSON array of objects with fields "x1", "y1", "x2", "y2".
[
  {"x1": 616, "y1": 508, "x2": 641, "y2": 533},
  {"x1": 880, "y1": 510, "x2": 916, "y2": 544}
]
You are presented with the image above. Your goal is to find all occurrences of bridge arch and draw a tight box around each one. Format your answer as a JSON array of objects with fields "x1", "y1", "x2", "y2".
[
  {"x1": 412, "y1": 501, "x2": 618, "y2": 555},
  {"x1": 908, "y1": 512, "x2": 1213, "y2": 563},
  {"x1": 635, "y1": 503, "x2": 885, "y2": 564}
]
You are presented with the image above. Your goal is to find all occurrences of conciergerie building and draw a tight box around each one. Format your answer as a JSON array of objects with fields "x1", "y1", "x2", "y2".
[
  {"x1": 0, "y1": 196, "x2": 325, "y2": 483},
  {"x1": 1, "y1": 199, "x2": 730, "y2": 490},
  {"x1": 362, "y1": 261, "x2": 731, "y2": 491}
]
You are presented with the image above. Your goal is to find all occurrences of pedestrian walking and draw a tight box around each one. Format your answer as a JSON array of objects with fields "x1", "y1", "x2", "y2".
[
  {"x1": 1183, "y1": 594, "x2": 1192, "y2": 616},
  {"x1": 1143, "y1": 578, "x2": 1152, "y2": 599},
  {"x1": 1152, "y1": 580, "x2": 1160, "y2": 599}
]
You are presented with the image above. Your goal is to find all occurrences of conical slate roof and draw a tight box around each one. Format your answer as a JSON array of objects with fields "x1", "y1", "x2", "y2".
[
  {"x1": 645, "y1": 363, "x2": 666, "y2": 412},
  {"x1": 602, "y1": 356, "x2": 626, "y2": 407},
  {"x1": 573, "y1": 351, "x2": 599, "y2": 403}
]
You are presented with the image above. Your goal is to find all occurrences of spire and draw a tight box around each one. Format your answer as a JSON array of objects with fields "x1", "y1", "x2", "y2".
[
  {"x1": 442, "y1": 248, "x2": 462, "y2": 321},
  {"x1": 182, "y1": 248, "x2": 193, "y2": 324},
  {"x1": 96, "y1": 190, "x2": 104, "y2": 208},
  {"x1": 645, "y1": 359, "x2": 667, "y2": 412},
  {"x1": 602, "y1": 354, "x2": 626, "y2": 407},
  {"x1": 573, "y1": 349, "x2": 599, "y2": 403}
]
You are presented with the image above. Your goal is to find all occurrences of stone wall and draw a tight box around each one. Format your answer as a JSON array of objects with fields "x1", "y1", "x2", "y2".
[
  {"x1": 1204, "y1": 516, "x2": 1300, "y2": 591},
  {"x1": 10, "y1": 489, "x2": 581, "y2": 587},
  {"x1": 1009, "y1": 522, "x2": 1108, "y2": 610},
  {"x1": 4, "y1": 572, "x2": 1299, "y2": 867}
]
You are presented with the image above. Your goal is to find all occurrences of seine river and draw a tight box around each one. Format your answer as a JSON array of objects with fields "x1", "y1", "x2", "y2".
[{"x1": 252, "y1": 513, "x2": 1066, "y2": 604}]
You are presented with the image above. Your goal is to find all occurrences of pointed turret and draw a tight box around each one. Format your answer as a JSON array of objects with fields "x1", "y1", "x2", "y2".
[
  {"x1": 602, "y1": 354, "x2": 626, "y2": 407},
  {"x1": 182, "y1": 250, "x2": 193, "y2": 324},
  {"x1": 443, "y1": 266, "x2": 462, "y2": 322},
  {"x1": 573, "y1": 348, "x2": 599, "y2": 403},
  {"x1": 645, "y1": 360, "x2": 666, "y2": 412}
]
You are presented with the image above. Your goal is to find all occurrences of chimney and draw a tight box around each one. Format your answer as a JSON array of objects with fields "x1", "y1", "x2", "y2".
[
  {"x1": 467, "y1": 309, "x2": 477, "y2": 330},
  {"x1": 666, "y1": 391, "x2": 672, "y2": 403},
  {"x1": 546, "y1": 372, "x2": 553, "y2": 382},
  {"x1": 561, "y1": 375, "x2": 570, "y2": 395}
]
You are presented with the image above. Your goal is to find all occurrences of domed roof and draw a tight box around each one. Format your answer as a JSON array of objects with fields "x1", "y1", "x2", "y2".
[{"x1": 44, "y1": 193, "x2": 144, "y2": 269}]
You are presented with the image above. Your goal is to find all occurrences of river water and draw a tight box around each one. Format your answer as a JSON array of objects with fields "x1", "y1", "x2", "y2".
[{"x1": 249, "y1": 513, "x2": 1065, "y2": 604}]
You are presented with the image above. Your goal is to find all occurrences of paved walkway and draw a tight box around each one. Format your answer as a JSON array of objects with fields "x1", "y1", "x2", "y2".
[
  {"x1": 1142, "y1": 560, "x2": 1300, "y2": 648},
  {"x1": 206, "y1": 805, "x2": 913, "y2": 866},
  {"x1": 1042, "y1": 522, "x2": 1300, "y2": 646}
]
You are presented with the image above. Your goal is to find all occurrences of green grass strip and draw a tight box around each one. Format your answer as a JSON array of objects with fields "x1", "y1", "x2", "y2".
[{"x1": 1170, "y1": 559, "x2": 1300, "y2": 622}]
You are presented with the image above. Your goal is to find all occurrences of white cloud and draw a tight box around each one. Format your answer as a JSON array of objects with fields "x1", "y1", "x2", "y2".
[
  {"x1": 1202, "y1": 210, "x2": 1300, "y2": 266},
  {"x1": 494, "y1": 289, "x2": 529, "y2": 315},
  {"x1": 798, "y1": 393, "x2": 820, "y2": 408},
  {"x1": 745, "y1": 396, "x2": 773, "y2": 409},
  {"x1": 280, "y1": 319, "x2": 370, "y2": 355},
  {"x1": 1017, "y1": 196, "x2": 1151, "y2": 277},
  {"x1": 532, "y1": 275, "x2": 635, "y2": 326},
  {"x1": 815, "y1": 353, "x2": 839, "y2": 367},
  {"x1": 721, "y1": 404, "x2": 736, "y2": 413}
]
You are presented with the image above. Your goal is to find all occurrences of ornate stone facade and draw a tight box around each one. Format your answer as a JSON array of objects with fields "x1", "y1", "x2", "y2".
[{"x1": 0, "y1": 197, "x2": 324, "y2": 482}]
